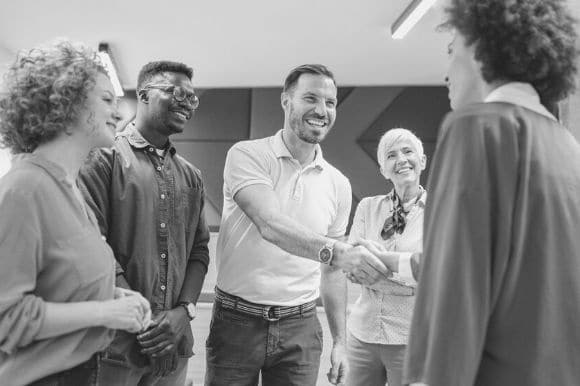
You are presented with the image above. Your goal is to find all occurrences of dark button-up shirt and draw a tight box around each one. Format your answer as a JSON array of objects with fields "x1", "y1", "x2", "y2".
[{"x1": 79, "y1": 124, "x2": 210, "y2": 364}]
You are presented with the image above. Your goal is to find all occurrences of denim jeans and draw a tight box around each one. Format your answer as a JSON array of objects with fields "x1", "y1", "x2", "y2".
[
  {"x1": 28, "y1": 353, "x2": 100, "y2": 386},
  {"x1": 96, "y1": 353, "x2": 188, "y2": 386},
  {"x1": 205, "y1": 301, "x2": 323, "y2": 386}
]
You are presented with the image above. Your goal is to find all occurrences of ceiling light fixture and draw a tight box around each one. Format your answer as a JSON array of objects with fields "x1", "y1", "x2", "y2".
[
  {"x1": 391, "y1": 0, "x2": 437, "y2": 40},
  {"x1": 97, "y1": 43, "x2": 124, "y2": 97}
]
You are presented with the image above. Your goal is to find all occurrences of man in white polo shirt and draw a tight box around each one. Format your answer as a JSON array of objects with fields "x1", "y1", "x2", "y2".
[{"x1": 205, "y1": 64, "x2": 389, "y2": 386}]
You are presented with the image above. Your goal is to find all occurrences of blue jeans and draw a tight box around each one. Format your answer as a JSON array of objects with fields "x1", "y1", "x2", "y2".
[{"x1": 205, "y1": 301, "x2": 323, "y2": 386}]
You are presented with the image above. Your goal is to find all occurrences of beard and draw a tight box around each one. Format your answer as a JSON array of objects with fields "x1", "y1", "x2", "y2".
[{"x1": 288, "y1": 104, "x2": 331, "y2": 144}]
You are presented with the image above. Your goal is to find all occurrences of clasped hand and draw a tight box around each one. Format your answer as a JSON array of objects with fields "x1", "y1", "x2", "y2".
[
  {"x1": 136, "y1": 307, "x2": 190, "y2": 377},
  {"x1": 137, "y1": 307, "x2": 189, "y2": 358},
  {"x1": 338, "y1": 239, "x2": 395, "y2": 286}
]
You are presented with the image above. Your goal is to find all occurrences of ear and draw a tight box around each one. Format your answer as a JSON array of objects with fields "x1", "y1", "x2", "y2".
[
  {"x1": 138, "y1": 90, "x2": 149, "y2": 103},
  {"x1": 419, "y1": 154, "x2": 427, "y2": 170},
  {"x1": 281, "y1": 92, "x2": 289, "y2": 111},
  {"x1": 379, "y1": 166, "x2": 390, "y2": 181}
]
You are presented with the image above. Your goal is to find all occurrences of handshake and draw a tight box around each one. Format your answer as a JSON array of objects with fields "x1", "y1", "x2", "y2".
[{"x1": 330, "y1": 239, "x2": 400, "y2": 286}]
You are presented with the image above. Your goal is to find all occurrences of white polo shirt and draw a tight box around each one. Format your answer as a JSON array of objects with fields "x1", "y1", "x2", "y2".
[{"x1": 216, "y1": 130, "x2": 352, "y2": 306}]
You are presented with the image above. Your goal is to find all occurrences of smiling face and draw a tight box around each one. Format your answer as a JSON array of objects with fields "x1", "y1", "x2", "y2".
[
  {"x1": 382, "y1": 138, "x2": 426, "y2": 190},
  {"x1": 79, "y1": 72, "x2": 120, "y2": 148},
  {"x1": 141, "y1": 71, "x2": 195, "y2": 136},
  {"x1": 446, "y1": 32, "x2": 487, "y2": 110},
  {"x1": 281, "y1": 73, "x2": 337, "y2": 144}
]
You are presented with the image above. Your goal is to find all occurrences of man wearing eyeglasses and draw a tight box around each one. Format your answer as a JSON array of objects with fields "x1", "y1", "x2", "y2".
[{"x1": 79, "y1": 61, "x2": 209, "y2": 386}]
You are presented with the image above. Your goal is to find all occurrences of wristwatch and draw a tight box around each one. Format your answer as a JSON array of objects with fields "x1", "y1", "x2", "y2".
[
  {"x1": 177, "y1": 302, "x2": 197, "y2": 321},
  {"x1": 318, "y1": 240, "x2": 337, "y2": 265}
]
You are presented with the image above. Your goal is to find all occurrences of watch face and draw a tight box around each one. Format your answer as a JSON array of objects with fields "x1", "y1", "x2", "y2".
[{"x1": 319, "y1": 247, "x2": 332, "y2": 263}]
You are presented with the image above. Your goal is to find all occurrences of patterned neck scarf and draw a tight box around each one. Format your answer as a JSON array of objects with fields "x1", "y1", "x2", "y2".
[{"x1": 381, "y1": 187, "x2": 424, "y2": 240}]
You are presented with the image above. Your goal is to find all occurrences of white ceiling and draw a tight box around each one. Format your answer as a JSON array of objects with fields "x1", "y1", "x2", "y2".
[{"x1": 0, "y1": 0, "x2": 579, "y2": 89}]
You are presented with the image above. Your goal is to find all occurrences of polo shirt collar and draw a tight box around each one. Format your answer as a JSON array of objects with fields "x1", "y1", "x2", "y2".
[
  {"x1": 484, "y1": 82, "x2": 557, "y2": 122},
  {"x1": 118, "y1": 122, "x2": 177, "y2": 155},
  {"x1": 272, "y1": 129, "x2": 325, "y2": 170}
]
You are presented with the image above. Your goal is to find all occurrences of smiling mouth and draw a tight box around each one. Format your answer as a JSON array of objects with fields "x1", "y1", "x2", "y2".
[
  {"x1": 305, "y1": 118, "x2": 328, "y2": 128},
  {"x1": 172, "y1": 111, "x2": 191, "y2": 121},
  {"x1": 396, "y1": 167, "x2": 413, "y2": 174},
  {"x1": 106, "y1": 122, "x2": 117, "y2": 130}
]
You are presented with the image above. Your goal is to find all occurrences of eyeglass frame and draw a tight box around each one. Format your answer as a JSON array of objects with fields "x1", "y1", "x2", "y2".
[{"x1": 139, "y1": 84, "x2": 200, "y2": 109}]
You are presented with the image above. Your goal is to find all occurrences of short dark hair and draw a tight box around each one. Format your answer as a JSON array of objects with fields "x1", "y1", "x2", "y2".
[
  {"x1": 283, "y1": 64, "x2": 336, "y2": 94},
  {"x1": 136, "y1": 61, "x2": 193, "y2": 90},
  {"x1": 444, "y1": 0, "x2": 579, "y2": 106}
]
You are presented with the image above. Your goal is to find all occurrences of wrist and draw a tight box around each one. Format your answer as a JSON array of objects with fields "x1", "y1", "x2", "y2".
[
  {"x1": 330, "y1": 241, "x2": 350, "y2": 269},
  {"x1": 94, "y1": 301, "x2": 107, "y2": 327}
]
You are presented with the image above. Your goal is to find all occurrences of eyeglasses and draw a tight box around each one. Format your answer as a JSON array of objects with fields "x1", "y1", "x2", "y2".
[{"x1": 141, "y1": 84, "x2": 200, "y2": 109}]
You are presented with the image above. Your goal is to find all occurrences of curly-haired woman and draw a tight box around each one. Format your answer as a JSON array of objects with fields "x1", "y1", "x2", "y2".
[
  {"x1": 404, "y1": 1, "x2": 580, "y2": 385},
  {"x1": 0, "y1": 39, "x2": 151, "y2": 386}
]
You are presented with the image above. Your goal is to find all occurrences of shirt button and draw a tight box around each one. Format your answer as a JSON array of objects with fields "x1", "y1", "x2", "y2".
[
  {"x1": 160, "y1": 223, "x2": 166, "y2": 228},
  {"x1": 161, "y1": 253, "x2": 166, "y2": 259},
  {"x1": 160, "y1": 194, "x2": 166, "y2": 199},
  {"x1": 160, "y1": 285, "x2": 166, "y2": 291},
  {"x1": 149, "y1": 147, "x2": 154, "y2": 152},
  {"x1": 156, "y1": 166, "x2": 162, "y2": 171}
]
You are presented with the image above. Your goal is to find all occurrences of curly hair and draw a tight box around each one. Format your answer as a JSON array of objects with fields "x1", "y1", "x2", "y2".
[
  {"x1": 445, "y1": 0, "x2": 579, "y2": 106},
  {"x1": 136, "y1": 61, "x2": 193, "y2": 91},
  {"x1": 0, "y1": 39, "x2": 106, "y2": 153}
]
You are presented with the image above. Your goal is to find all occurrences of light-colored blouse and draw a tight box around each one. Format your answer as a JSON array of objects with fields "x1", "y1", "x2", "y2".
[
  {"x1": 348, "y1": 189, "x2": 426, "y2": 345},
  {"x1": 0, "y1": 154, "x2": 116, "y2": 385}
]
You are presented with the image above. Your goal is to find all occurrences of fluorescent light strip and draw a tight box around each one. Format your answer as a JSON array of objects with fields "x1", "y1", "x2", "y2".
[
  {"x1": 391, "y1": 0, "x2": 437, "y2": 40},
  {"x1": 97, "y1": 49, "x2": 124, "y2": 97}
]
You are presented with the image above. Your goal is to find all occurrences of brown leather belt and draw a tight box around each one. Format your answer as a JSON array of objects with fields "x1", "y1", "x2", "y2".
[{"x1": 215, "y1": 287, "x2": 317, "y2": 321}]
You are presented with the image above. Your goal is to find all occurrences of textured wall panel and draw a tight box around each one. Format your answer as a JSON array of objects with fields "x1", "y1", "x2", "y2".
[{"x1": 173, "y1": 89, "x2": 251, "y2": 141}]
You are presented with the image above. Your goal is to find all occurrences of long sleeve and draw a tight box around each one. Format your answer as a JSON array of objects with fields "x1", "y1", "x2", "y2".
[
  {"x1": 188, "y1": 182, "x2": 210, "y2": 270},
  {"x1": 0, "y1": 190, "x2": 45, "y2": 354},
  {"x1": 78, "y1": 150, "x2": 126, "y2": 278},
  {"x1": 403, "y1": 108, "x2": 519, "y2": 385}
]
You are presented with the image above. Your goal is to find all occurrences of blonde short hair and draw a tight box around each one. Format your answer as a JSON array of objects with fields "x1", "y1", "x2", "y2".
[{"x1": 377, "y1": 128, "x2": 424, "y2": 174}]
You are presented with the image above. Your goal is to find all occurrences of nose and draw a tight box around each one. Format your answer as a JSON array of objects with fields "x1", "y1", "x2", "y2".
[
  {"x1": 313, "y1": 100, "x2": 326, "y2": 116},
  {"x1": 395, "y1": 152, "x2": 408, "y2": 165},
  {"x1": 112, "y1": 109, "x2": 122, "y2": 123}
]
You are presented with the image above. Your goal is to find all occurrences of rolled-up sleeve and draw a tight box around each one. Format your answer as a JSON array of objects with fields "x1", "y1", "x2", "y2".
[{"x1": 0, "y1": 190, "x2": 46, "y2": 354}]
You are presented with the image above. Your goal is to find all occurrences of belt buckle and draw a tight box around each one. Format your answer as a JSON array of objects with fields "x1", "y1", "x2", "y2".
[{"x1": 263, "y1": 306, "x2": 280, "y2": 322}]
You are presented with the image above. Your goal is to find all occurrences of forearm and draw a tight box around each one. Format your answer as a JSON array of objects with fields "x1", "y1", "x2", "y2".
[
  {"x1": 320, "y1": 265, "x2": 347, "y2": 345},
  {"x1": 258, "y1": 213, "x2": 335, "y2": 262},
  {"x1": 37, "y1": 301, "x2": 104, "y2": 340},
  {"x1": 177, "y1": 260, "x2": 207, "y2": 305}
]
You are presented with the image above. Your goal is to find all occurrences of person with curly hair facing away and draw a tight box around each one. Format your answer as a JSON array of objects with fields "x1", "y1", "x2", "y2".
[
  {"x1": 0, "y1": 39, "x2": 151, "y2": 386},
  {"x1": 403, "y1": 1, "x2": 580, "y2": 385}
]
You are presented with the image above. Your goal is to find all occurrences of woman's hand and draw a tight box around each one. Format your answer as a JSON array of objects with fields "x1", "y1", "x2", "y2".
[
  {"x1": 351, "y1": 239, "x2": 399, "y2": 272},
  {"x1": 98, "y1": 290, "x2": 151, "y2": 333}
]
